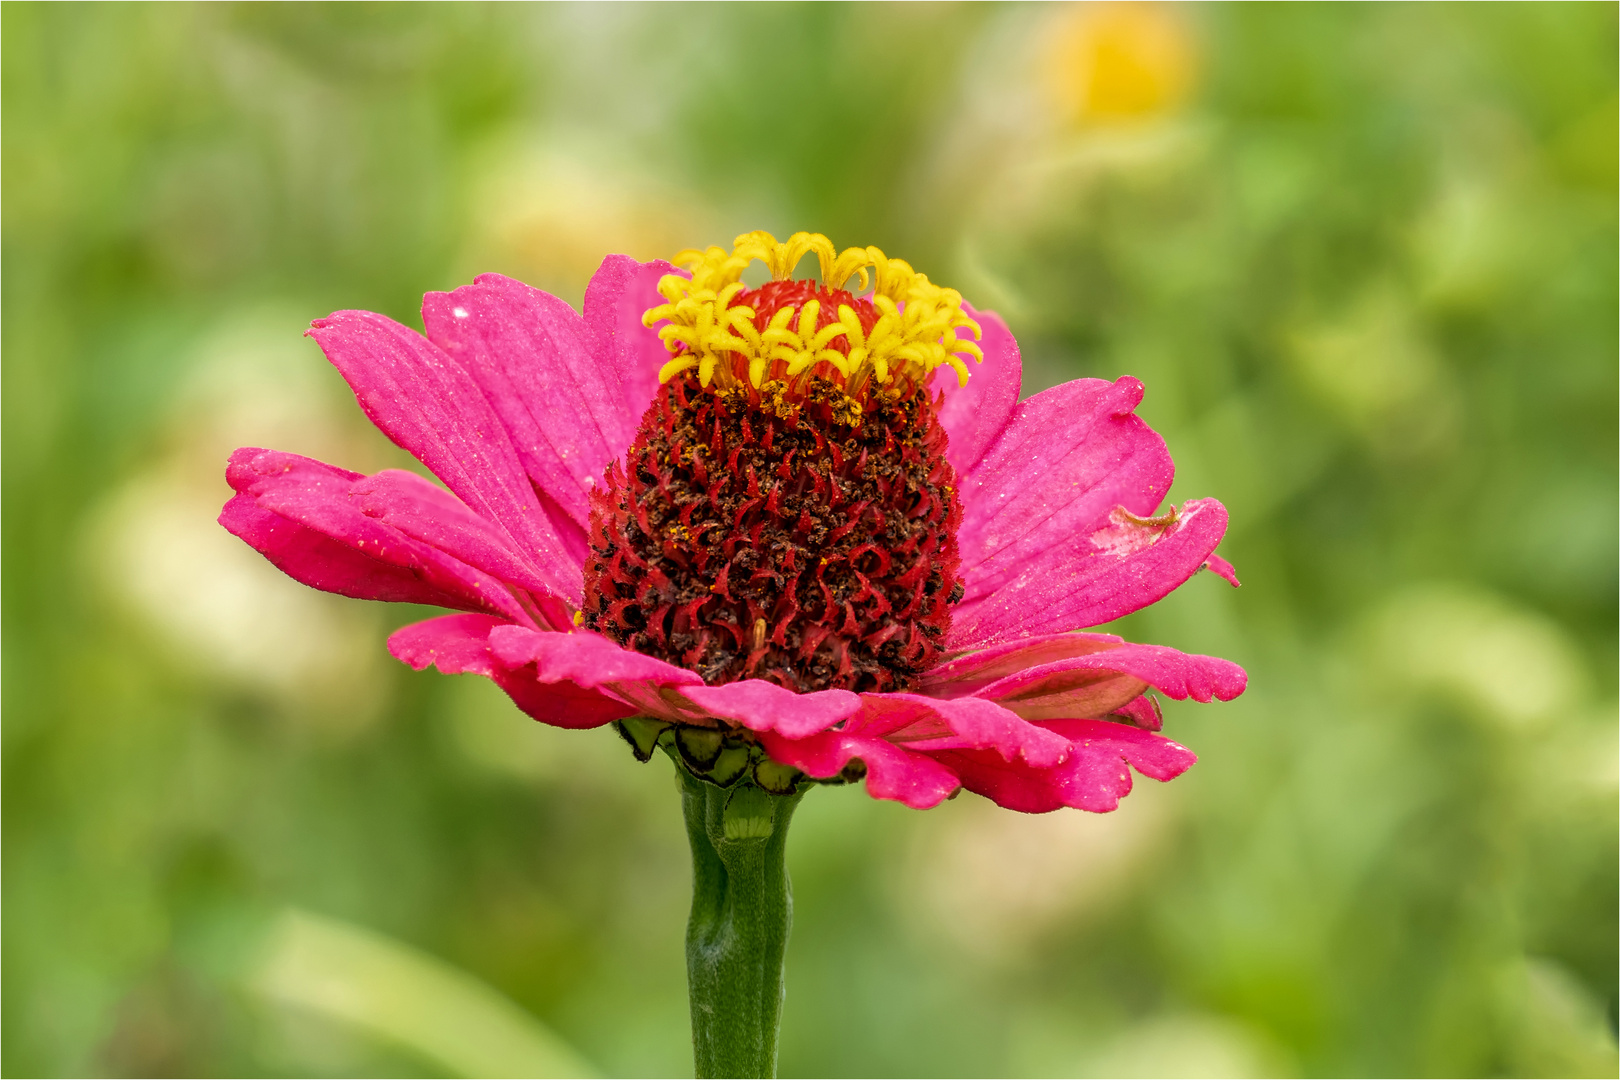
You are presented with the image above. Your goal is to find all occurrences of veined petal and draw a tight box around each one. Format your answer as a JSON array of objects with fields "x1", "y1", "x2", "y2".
[
  {"x1": 848, "y1": 739, "x2": 965, "y2": 809},
  {"x1": 482, "y1": 624, "x2": 713, "y2": 726},
  {"x1": 1042, "y1": 718, "x2": 1197, "y2": 783},
  {"x1": 955, "y1": 375, "x2": 1169, "y2": 584},
  {"x1": 1110, "y1": 694, "x2": 1164, "y2": 731},
  {"x1": 349, "y1": 468, "x2": 575, "y2": 606},
  {"x1": 485, "y1": 623, "x2": 704, "y2": 691},
  {"x1": 582, "y1": 255, "x2": 682, "y2": 457},
  {"x1": 752, "y1": 692, "x2": 1070, "y2": 810},
  {"x1": 422, "y1": 271, "x2": 669, "y2": 550},
  {"x1": 389, "y1": 612, "x2": 508, "y2": 676},
  {"x1": 221, "y1": 496, "x2": 514, "y2": 615},
  {"x1": 389, "y1": 614, "x2": 631, "y2": 729},
  {"x1": 682, "y1": 680, "x2": 862, "y2": 739},
  {"x1": 855, "y1": 693, "x2": 1070, "y2": 767},
  {"x1": 973, "y1": 642, "x2": 1247, "y2": 705},
  {"x1": 922, "y1": 631, "x2": 1126, "y2": 695},
  {"x1": 952, "y1": 497, "x2": 1230, "y2": 647},
  {"x1": 926, "y1": 634, "x2": 1246, "y2": 720},
  {"x1": 1204, "y1": 552, "x2": 1242, "y2": 587},
  {"x1": 223, "y1": 449, "x2": 539, "y2": 625},
  {"x1": 929, "y1": 303, "x2": 1022, "y2": 476},
  {"x1": 934, "y1": 720, "x2": 1195, "y2": 813},
  {"x1": 307, "y1": 310, "x2": 583, "y2": 599},
  {"x1": 755, "y1": 729, "x2": 963, "y2": 810}
]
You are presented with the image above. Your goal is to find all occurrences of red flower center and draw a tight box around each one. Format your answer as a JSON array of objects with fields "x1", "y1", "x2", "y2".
[
  {"x1": 580, "y1": 356, "x2": 963, "y2": 693},
  {"x1": 741, "y1": 279, "x2": 879, "y2": 348}
]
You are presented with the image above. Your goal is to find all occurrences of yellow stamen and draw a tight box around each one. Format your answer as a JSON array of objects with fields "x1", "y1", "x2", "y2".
[{"x1": 641, "y1": 231, "x2": 982, "y2": 392}]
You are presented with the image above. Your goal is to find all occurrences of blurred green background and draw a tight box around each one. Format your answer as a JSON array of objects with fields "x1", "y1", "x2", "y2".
[{"x1": 4, "y1": 3, "x2": 1616, "y2": 1077}]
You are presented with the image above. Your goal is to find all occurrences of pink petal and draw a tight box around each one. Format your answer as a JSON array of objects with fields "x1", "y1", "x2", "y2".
[
  {"x1": 223, "y1": 449, "x2": 537, "y2": 625},
  {"x1": 486, "y1": 623, "x2": 703, "y2": 689},
  {"x1": 957, "y1": 375, "x2": 1167, "y2": 550},
  {"x1": 936, "y1": 720, "x2": 1195, "y2": 813},
  {"x1": 924, "y1": 750, "x2": 1092, "y2": 813},
  {"x1": 389, "y1": 612, "x2": 508, "y2": 677},
  {"x1": 420, "y1": 272, "x2": 640, "y2": 549},
  {"x1": 950, "y1": 496, "x2": 1231, "y2": 649},
  {"x1": 350, "y1": 468, "x2": 573, "y2": 612},
  {"x1": 221, "y1": 495, "x2": 502, "y2": 613},
  {"x1": 681, "y1": 680, "x2": 863, "y2": 739},
  {"x1": 851, "y1": 739, "x2": 965, "y2": 808},
  {"x1": 1110, "y1": 694, "x2": 1163, "y2": 731},
  {"x1": 951, "y1": 377, "x2": 1175, "y2": 642},
  {"x1": 755, "y1": 729, "x2": 963, "y2": 810},
  {"x1": 1023, "y1": 643, "x2": 1247, "y2": 704},
  {"x1": 922, "y1": 631, "x2": 1125, "y2": 695},
  {"x1": 1043, "y1": 719, "x2": 1197, "y2": 783},
  {"x1": 1204, "y1": 552, "x2": 1242, "y2": 587},
  {"x1": 978, "y1": 669, "x2": 1148, "y2": 723},
  {"x1": 963, "y1": 642, "x2": 1247, "y2": 721},
  {"x1": 855, "y1": 693, "x2": 1070, "y2": 767},
  {"x1": 929, "y1": 303, "x2": 1022, "y2": 476},
  {"x1": 389, "y1": 614, "x2": 632, "y2": 729},
  {"x1": 483, "y1": 624, "x2": 713, "y2": 723},
  {"x1": 752, "y1": 692, "x2": 1070, "y2": 811},
  {"x1": 307, "y1": 310, "x2": 584, "y2": 599},
  {"x1": 582, "y1": 255, "x2": 681, "y2": 458}
]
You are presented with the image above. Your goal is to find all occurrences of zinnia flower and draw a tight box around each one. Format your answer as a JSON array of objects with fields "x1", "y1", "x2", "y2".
[{"x1": 220, "y1": 231, "x2": 1245, "y2": 813}]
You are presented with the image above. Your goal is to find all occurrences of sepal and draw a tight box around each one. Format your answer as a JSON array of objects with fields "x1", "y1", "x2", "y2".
[
  {"x1": 614, "y1": 716, "x2": 670, "y2": 762},
  {"x1": 750, "y1": 759, "x2": 803, "y2": 796},
  {"x1": 676, "y1": 726, "x2": 725, "y2": 770},
  {"x1": 616, "y1": 716, "x2": 874, "y2": 794}
]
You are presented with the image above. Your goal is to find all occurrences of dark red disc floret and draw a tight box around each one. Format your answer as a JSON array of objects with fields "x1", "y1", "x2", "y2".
[{"x1": 580, "y1": 372, "x2": 964, "y2": 693}]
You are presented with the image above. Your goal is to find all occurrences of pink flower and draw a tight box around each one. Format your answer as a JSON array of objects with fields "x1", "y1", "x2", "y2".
[{"x1": 220, "y1": 235, "x2": 1245, "y2": 813}]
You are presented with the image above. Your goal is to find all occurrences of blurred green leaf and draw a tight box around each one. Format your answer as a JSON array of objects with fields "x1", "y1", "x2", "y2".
[{"x1": 251, "y1": 908, "x2": 598, "y2": 1079}]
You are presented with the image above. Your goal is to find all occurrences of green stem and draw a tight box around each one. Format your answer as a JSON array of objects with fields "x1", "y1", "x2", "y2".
[{"x1": 678, "y1": 766, "x2": 805, "y2": 1079}]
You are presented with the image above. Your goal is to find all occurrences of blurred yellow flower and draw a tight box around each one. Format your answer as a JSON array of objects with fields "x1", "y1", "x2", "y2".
[{"x1": 1045, "y1": 2, "x2": 1198, "y2": 124}]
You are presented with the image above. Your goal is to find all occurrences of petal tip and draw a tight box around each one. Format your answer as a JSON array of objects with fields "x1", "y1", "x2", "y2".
[
  {"x1": 1218, "y1": 663, "x2": 1249, "y2": 700},
  {"x1": 1109, "y1": 375, "x2": 1146, "y2": 415},
  {"x1": 1204, "y1": 552, "x2": 1242, "y2": 588}
]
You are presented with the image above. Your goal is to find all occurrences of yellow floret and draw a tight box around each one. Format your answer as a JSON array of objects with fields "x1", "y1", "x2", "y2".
[{"x1": 641, "y1": 231, "x2": 982, "y2": 391}]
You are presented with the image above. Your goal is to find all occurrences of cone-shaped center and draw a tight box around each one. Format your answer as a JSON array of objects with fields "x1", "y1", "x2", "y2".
[{"x1": 581, "y1": 369, "x2": 963, "y2": 693}]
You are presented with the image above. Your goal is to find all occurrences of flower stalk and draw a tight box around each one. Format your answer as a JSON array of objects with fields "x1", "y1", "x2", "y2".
[{"x1": 678, "y1": 766, "x2": 805, "y2": 1079}]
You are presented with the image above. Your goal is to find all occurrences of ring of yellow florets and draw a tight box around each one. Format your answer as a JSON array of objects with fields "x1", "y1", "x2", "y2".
[{"x1": 641, "y1": 230, "x2": 984, "y2": 396}]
